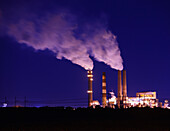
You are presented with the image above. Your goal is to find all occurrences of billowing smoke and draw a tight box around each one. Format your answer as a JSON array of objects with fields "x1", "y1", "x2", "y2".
[{"x1": 5, "y1": 11, "x2": 123, "y2": 70}]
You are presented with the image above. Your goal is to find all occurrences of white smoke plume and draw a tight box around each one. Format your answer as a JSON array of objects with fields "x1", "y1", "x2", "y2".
[{"x1": 7, "y1": 12, "x2": 123, "y2": 70}]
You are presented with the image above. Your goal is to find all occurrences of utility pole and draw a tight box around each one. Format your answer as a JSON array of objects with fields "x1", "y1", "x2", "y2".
[
  {"x1": 5, "y1": 96, "x2": 7, "y2": 103},
  {"x1": 15, "y1": 97, "x2": 16, "y2": 107},
  {"x1": 24, "y1": 96, "x2": 26, "y2": 107}
]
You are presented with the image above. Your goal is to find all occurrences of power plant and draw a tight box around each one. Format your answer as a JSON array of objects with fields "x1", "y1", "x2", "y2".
[
  {"x1": 87, "y1": 70, "x2": 169, "y2": 109},
  {"x1": 1, "y1": 69, "x2": 169, "y2": 109}
]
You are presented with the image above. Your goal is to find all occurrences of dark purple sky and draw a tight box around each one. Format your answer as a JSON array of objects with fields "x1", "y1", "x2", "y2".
[{"x1": 0, "y1": 0, "x2": 170, "y2": 107}]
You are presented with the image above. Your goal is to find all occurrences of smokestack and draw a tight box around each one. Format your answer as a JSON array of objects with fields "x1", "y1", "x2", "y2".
[
  {"x1": 117, "y1": 70, "x2": 122, "y2": 108},
  {"x1": 87, "y1": 70, "x2": 93, "y2": 107},
  {"x1": 123, "y1": 70, "x2": 127, "y2": 108},
  {"x1": 102, "y1": 72, "x2": 107, "y2": 108}
]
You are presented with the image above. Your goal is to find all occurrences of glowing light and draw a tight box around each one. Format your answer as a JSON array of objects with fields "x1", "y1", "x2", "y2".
[
  {"x1": 87, "y1": 70, "x2": 92, "y2": 73},
  {"x1": 102, "y1": 83, "x2": 106, "y2": 86},
  {"x1": 165, "y1": 100, "x2": 168, "y2": 103},
  {"x1": 164, "y1": 100, "x2": 169, "y2": 108},
  {"x1": 107, "y1": 91, "x2": 116, "y2": 105},
  {"x1": 87, "y1": 90, "x2": 93, "y2": 93},
  {"x1": 2, "y1": 103, "x2": 7, "y2": 107},
  {"x1": 90, "y1": 100, "x2": 100, "y2": 107},
  {"x1": 136, "y1": 92, "x2": 156, "y2": 99},
  {"x1": 87, "y1": 74, "x2": 93, "y2": 77},
  {"x1": 102, "y1": 89, "x2": 106, "y2": 93}
]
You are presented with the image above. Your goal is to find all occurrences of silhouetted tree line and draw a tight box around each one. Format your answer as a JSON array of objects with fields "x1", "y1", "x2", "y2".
[{"x1": 0, "y1": 107, "x2": 169, "y2": 131}]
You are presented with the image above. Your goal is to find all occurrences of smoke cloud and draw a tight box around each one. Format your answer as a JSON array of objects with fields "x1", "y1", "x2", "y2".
[{"x1": 4, "y1": 10, "x2": 123, "y2": 70}]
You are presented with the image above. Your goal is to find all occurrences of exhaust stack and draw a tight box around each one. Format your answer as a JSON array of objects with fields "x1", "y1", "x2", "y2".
[
  {"x1": 102, "y1": 72, "x2": 107, "y2": 108},
  {"x1": 123, "y1": 70, "x2": 127, "y2": 108},
  {"x1": 117, "y1": 70, "x2": 122, "y2": 108},
  {"x1": 87, "y1": 70, "x2": 93, "y2": 107}
]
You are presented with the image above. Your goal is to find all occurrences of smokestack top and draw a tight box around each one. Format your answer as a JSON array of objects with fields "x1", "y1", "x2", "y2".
[
  {"x1": 87, "y1": 70, "x2": 92, "y2": 73},
  {"x1": 117, "y1": 70, "x2": 122, "y2": 108},
  {"x1": 87, "y1": 70, "x2": 93, "y2": 78}
]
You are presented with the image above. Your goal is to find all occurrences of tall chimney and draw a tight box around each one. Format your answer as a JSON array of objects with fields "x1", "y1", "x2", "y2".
[
  {"x1": 117, "y1": 70, "x2": 122, "y2": 108},
  {"x1": 102, "y1": 72, "x2": 107, "y2": 108},
  {"x1": 123, "y1": 70, "x2": 127, "y2": 108},
  {"x1": 87, "y1": 70, "x2": 93, "y2": 107}
]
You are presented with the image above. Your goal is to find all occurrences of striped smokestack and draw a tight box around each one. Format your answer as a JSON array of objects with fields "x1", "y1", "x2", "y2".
[
  {"x1": 102, "y1": 72, "x2": 107, "y2": 108},
  {"x1": 123, "y1": 70, "x2": 127, "y2": 108},
  {"x1": 87, "y1": 70, "x2": 93, "y2": 107},
  {"x1": 117, "y1": 70, "x2": 122, "y2": 108}
]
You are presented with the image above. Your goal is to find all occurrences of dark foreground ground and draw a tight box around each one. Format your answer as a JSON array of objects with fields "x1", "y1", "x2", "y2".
[{"x1": 0, "y1": 107, "x2": 170, "y2": 131}]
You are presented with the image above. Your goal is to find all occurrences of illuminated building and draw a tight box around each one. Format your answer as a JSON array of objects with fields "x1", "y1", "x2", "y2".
[
  {"x1": 107, "y1": 92, "x2": 117, "y2": 108},
  {"x1": 127, "y1": 92, "x2": 158, "y2": 108},
  {"x1": 164, "y1": 100, "x2": 169, "y2": 108},
  {"x1": 90, "y1": 100, "x2": 100, "y2": 108}
]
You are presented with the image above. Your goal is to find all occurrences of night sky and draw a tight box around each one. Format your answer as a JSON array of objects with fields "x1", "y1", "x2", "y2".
[{"x1": 0, "y1": 0, "x2": 170, "y2": 107}]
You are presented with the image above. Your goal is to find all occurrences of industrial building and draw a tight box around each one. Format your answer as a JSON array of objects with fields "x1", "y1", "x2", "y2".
[
  {"x1": 87, "y1": 70, "x2": 169, "y2": 109},
  {"x1": 127, "y1": 92, "x2": 158, "y2": 108}
]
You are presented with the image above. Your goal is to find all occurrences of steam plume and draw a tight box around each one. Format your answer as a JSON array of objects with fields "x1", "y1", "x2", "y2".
[{"x1": 7, "y1": 12, "x2": 123, "y2": 70}]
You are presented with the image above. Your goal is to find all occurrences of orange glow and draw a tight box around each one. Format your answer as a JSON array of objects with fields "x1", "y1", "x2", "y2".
[
  {"x1": 90, "y1": 100, "x2": 100, "y2": 108},
  {"x1": 90, "y1": 78, "x2": 93, "y2": 81},
  {"x1": 127, "y1": 92, "x2": 158, "y2": 108},
  {"x1": 87, "y1": 74, "x2": 93, "y2": 77},
  {"x1": 136, "y1": 92, "x2": 156, "y2": 99},
  {"x1": 102, "y1": 89, "x2": 106, "y2": 93},
  {"x1": 102, "y1": 83, "x2": 106, "y2": 86},
  {"x1": 87, "y1": 90, "x2": 93, "y2": 93}
]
